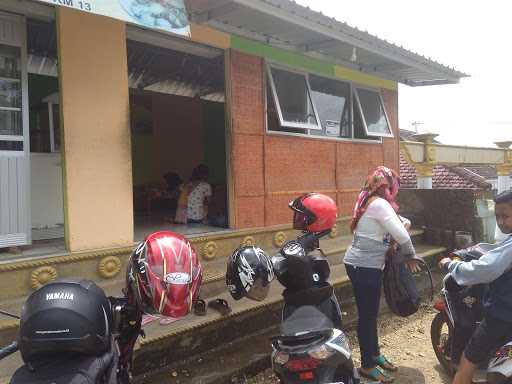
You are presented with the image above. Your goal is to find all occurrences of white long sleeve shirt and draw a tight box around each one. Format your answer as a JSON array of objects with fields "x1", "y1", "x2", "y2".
[
  {"x1": 344, "y1": 198, "x2": 414, "y2": 269},
  {"x1": 354, "y1": 198, "x2": 411, "y2": 245}
]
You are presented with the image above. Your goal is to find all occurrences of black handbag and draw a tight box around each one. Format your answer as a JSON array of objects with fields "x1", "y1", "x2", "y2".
[{"x1": 383, "y1": 245, "x2": 433, "y2": 317}]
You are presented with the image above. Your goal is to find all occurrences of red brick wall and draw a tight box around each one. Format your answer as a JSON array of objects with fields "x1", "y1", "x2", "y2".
[{"x1": 229, "y1": 50, "x2": 400, "y2": 229}]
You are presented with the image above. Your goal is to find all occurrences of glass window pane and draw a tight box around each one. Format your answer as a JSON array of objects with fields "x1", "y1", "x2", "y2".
[
  {"x1": 356, "y1": 88, "x2": 392, "y2": 136},
  {"x1": 0, "y1": 110, "x2": 22, "y2": 136},
  {"x1": 354, "y1": 93, "x2": 378, "y2": 141},
  {"x1": 309, "y1": 74, "x2": 351, "y2": 138},
  {"x1": 0, "y1": 45, "x2": 21, "y2": 79},
  {"x1": 0, "y1": 79, "x2": 21, "y2": 108},
  {"x1": 0, "y1": 141, "x2": 23, "y2": 151},
  {"x1": 266, "y1": 82, "x2": 307, "y2": 134},
  {"x1": 270, "y1": 67, "x2": 318, "y2": 127}
]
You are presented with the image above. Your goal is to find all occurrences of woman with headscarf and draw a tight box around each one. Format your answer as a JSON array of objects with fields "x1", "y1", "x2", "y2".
[{"x1": 344, "y1": 166, "x2": 420, "y2": 383}]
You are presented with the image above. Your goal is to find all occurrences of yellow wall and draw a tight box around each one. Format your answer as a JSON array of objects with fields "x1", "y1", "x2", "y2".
[{"x1": 57, "y1": 8, "x2": 133, "y2": 251}]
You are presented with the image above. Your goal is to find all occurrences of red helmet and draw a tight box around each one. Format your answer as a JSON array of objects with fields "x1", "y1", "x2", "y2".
[
  {"x1": 127, "y1": 231, "x2": 202, "y2": 318},
  {"x1": 289, "y1": 193, "x2": 337, "y2": 232}
]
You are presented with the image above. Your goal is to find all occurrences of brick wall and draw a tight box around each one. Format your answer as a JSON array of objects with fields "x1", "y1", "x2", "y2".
[{"x1": 229, "y1": 50, "x2": 400, "y2": 229}]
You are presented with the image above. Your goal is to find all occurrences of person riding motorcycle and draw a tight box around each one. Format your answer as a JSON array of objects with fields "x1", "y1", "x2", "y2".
[{"x1": 439, "y1": 189, "x2": 512, "y2": 384}]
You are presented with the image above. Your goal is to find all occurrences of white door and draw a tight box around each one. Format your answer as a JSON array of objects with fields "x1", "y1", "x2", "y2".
[{"x1": 0, "y1": 12, "x2": 30, "y2": 247}]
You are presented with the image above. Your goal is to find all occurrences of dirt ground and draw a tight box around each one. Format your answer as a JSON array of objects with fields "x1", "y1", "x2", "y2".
[{"x1": 247, "y1": 306, "x2": 453, "y2": 384}]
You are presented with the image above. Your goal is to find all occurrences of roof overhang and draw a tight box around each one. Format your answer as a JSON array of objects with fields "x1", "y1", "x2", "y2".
[{"x1": 187, "y1": 0, "x2": 467, "y2": 86}]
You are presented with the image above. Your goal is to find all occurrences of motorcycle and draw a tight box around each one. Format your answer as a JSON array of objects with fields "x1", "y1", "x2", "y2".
[
  {"x1": 431, "y1": 243, "x2": 512, "y2": 383},
  {"x1": 271, "y1": 230, "x2": 359, "y2": 384},
  {"x1": 0, "y1": 279, "x2": 143, "y2": 384}
]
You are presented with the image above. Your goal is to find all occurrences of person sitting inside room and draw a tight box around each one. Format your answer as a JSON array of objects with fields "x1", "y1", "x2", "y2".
[{"x1": 174, "y1": 164, "x2": 212, "y2": 224}]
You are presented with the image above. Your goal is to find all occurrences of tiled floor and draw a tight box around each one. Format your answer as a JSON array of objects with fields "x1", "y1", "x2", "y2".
[
  {"x1": 133, "y1": 213, "x2": 228, "y2": 241},
  {"x1": 0, "y1": 213, "x2": 228, "y2": 263},
  {"x1": 0, "y1": 238, "x2": 67, "y2": 264}
]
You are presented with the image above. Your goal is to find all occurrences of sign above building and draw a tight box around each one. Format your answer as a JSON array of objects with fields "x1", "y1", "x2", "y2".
[{"x1": 36, "y1": 0, "x2": 190, "y2": 36}]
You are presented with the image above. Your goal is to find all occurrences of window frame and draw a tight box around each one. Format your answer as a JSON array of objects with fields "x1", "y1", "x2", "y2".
[
  {"x1": 353, "y1": 85, "x2": 394, "y2": 138},
  {"x1": 266, "y1": 63, "x2": 322, "y2": 131},
  {"x1": 264, "y1": 61, "x2": 388, "y2": 143}
]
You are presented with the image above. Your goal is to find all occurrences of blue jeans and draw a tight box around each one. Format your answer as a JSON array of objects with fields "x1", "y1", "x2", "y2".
[{"x1": 345, "y1": 264, "x2": 383, "y2": 368}]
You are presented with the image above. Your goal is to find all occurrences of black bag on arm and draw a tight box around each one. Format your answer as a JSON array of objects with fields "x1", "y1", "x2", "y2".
[{"x1": 383, "y1": 245, "x2": 433, "y2": 317}]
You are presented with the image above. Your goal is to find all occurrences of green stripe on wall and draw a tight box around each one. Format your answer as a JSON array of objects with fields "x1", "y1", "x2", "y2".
[
  {"x1": 230, "y1": 34, "x2": 397, "y2": 90},
  {"x1": 231, "y1": 35, "x2": 333, "y2": 77}
]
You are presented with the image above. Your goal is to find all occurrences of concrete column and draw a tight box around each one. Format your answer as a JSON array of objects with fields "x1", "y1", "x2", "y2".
[
  {"x1": 413, "y1": 133, "x2": 439, "y2": 189},
  {"x1": 495, "y1": 141, "x2": 512, "y2": 193},
  {"x1": 497, "y1": 171, "x2": 512, "y2": 193},
  {"x1": 416, "y1": 164, "x2": 434, "y2": 189},
  {"x1": 57, "y1": 8, "x2": 133, "y2": 251},
  {"x1": 494, "y1": 141, "x2": 512, "y2": 242}
]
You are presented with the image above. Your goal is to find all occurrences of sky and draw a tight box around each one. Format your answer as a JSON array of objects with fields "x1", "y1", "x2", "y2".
[{"x1": 293, "y1": 0, "x2": 512, "y2": 147}]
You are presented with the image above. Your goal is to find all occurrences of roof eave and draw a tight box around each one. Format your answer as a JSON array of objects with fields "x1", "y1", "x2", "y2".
[{"x1": 189, "y1": 0, "x2": 467, "y2": 86}]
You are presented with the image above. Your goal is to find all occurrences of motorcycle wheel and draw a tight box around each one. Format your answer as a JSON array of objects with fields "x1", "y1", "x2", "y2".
[{"x1": 431, "y1": 312, "x2": 454, "y2": 376}]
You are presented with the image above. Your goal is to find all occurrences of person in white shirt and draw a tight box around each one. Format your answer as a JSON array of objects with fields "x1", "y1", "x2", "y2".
[
  {"x1": 186, "y1": 164, "x2": 212, "y2": 224},
  {"x1": 344, "y1": 166, "x2": 419, "y2": 383}
]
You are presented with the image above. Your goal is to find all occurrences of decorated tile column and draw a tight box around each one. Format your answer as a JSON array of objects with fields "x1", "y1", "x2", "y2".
[
  {"x1": 495, "y1": 141, "x2": 512, "y2": 193},
  {"x1": 413, "y1": 133, "x2": 439, "y2": 189}
]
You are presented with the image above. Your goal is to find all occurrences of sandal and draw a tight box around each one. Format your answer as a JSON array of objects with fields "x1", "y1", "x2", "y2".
[
  {"x1": 359, "y1": 367, "x2": 394, "y2": 383},
  {"x1": 207, "y1": 298, "x2": 232, "y2": 316},
  {"x1": 194, "y1": 299, "x2": 207, "y2": 316},
  {"x1": 374, "y1": 354, "x2": 398, "y2": 372}
]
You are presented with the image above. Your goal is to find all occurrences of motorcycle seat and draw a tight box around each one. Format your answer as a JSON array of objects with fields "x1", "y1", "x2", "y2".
[{"x1": 10, "y1": 344, "x2": 117, "y2": 384}]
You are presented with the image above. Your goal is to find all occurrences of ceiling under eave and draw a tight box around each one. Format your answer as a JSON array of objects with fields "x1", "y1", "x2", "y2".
[{"x1": 187, "y1": 0, "x2": 468, "y2": 86}]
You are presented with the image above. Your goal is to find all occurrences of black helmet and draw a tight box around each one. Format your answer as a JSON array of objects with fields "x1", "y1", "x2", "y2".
[
  {"x1": 226, "y1": 246, "x2": 274, "y2": 301},
  {"x1": 273, "y1": 240, "x2": 330, "y2": 291},
  {"x1": 19, "y1": 280, "x2": 112, "y2": 363}
]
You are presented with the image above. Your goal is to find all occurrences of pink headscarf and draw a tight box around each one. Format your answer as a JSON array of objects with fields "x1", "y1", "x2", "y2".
[{"x1": 350, "y1": 166, "x2": 400, "y2": 233}]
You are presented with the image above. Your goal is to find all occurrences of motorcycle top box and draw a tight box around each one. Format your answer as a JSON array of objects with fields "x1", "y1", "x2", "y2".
[{"x1": 19, "y1": 280, "x2": 112, "y2": 364}]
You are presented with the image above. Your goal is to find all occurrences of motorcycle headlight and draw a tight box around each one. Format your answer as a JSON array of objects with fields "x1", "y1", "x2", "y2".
[{"x1": 308, "y1": 344, "x2": 336, "y2": 360}]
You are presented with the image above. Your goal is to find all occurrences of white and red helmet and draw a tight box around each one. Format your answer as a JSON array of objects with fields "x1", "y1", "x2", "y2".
[{"x1": 127, "y1": 231, "x2": 202, "y2": 318}]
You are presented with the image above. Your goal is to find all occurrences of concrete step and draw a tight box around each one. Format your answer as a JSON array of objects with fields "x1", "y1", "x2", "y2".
[
  {"x1": 0, "y1": 232, "x2": 436, "y2": 383},
  {"x1": 131, "y1": 242, "x2": 445, "y2": 380},
  {"x1": 0, "y1": 230, "x2": 425, "y2": 333}
]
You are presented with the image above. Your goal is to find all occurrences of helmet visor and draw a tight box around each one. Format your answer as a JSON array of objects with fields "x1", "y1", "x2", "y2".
[
  {"x1": 289, "y1": 195, "x2": 316, "y2": 230},
  {"x1": 292, "y1": 211, "x2": 310, "y2": 231},
  {"x1": 246, "y1": 278, "x2": 270, "y2": 301}
]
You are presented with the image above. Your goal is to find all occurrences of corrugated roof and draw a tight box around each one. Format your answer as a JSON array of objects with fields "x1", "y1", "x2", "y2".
[
  {"x1": 127, "y1": 39, "x2": 225, "y2": 101},
  {"x1": 188, "y1": 0, "x2": 467, "y2": 86}
]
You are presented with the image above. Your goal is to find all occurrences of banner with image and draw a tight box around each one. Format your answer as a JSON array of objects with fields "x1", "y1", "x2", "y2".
[{"x1": 36, "y1": 0, "x2": 190, "y2": 36}]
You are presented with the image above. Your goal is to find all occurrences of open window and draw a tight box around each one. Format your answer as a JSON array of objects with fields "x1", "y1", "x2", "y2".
[
  {"x1": 266, "y1": 63, "x2": 392, "y2": 142},
  {"x1": 266, "y1": 65, "x2": 321, "y2": 131},
  {"x1": 309, "y1": 74, "x2": 351, "y2": 138},
  {"x1": 353, "y1": 87, "x2": 393, "y2": 138}
]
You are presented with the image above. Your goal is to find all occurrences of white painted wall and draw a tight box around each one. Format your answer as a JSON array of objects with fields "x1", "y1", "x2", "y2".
[{"x1": 30, "y1": 153, "x2": 64, "y2": 229}]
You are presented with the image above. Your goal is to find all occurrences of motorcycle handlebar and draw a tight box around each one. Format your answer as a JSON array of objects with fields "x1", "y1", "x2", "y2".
[{"x1": 0, "y1": 341, "x2": 18, "y2": 360}]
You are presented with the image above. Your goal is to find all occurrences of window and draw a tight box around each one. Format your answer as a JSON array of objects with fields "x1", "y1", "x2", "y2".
[
  {"x1": 353, "y1": 87, "x2": 393, "y2": 137},
  {"x1": 266, "y1": 63, "x2": 392, "y2": 141},
  {"x1": 267, "y1": 66, "x2": 321, "y2": 130},
  {"x1": 309, "y1": 74, "x2": 351, "y2": 138},
  {"x1": 0, "y1": 44, "x2": 23, "y2": 151}
]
